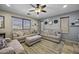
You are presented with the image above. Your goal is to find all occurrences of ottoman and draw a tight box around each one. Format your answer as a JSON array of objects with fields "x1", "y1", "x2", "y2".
[{"x1": 25, "y1": 35, "x2": 42, "y2": 46}]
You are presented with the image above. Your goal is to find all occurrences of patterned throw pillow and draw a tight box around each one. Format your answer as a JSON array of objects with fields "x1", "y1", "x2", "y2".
[{"x1": 0, "y1": 37, "x2": 7, "y2": 50}]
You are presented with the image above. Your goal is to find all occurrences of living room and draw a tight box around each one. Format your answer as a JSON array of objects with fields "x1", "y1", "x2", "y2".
[{"x1": 0, "y1": 4, "x2": 79, "y2": 54}]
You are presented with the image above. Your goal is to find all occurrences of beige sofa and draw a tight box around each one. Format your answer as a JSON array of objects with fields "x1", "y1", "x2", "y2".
[
  {"x1": 0, "y1": 38, "x2": 26, "y2": 54},
  {"x1": 12, "y1": 30, "x2": 31, "y2": 43},
  {"x1": 41, "y1": 30, "x2": 61, "y2": 43},
  {"x1": 12, "y1": 30, "x2": 39, "y2": 43},
  {"x1": 12, "y1": 31, "x2": 25, "y2": 43}
]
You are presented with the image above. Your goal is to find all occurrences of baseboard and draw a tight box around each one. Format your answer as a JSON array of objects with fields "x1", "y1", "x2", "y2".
[
  {"x1": 62, "y1": 39, "x2": 79, "y2": 45},
  {"x1": 42, "y1": 36, "x2": 61, "y2": 44}
]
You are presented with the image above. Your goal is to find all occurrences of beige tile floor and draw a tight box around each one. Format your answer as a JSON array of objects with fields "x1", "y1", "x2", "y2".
[{"x1": 22, "y1": 39, "x2": 79, "y2": 54}]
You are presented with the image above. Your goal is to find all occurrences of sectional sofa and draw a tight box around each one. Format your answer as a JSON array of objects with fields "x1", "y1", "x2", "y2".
[{"x1": 0, "y1": 38, "x2": 26, "y2": 54}]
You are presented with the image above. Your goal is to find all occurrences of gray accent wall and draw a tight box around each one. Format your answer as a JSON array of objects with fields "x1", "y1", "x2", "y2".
[{"x1": 41, "y1": 11, "x2": 79, "y2": 42}]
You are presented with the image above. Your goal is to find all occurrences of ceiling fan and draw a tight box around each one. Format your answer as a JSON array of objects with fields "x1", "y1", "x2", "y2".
[{"x1": 29, "y1": 4, "x2": 47, "y2": 15}]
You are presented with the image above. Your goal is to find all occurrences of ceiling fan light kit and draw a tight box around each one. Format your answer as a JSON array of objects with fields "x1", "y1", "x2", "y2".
[{"x1": 29, "y1": 4, "x2": 47, "y2": 15}]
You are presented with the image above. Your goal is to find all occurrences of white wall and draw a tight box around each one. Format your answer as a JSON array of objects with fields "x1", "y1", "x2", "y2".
[{"x1": 0, "y1": 10, "x2": 39, "y2": 38}]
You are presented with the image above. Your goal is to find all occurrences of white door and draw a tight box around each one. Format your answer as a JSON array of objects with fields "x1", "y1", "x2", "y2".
[{"x1": 60, "y1": 17, "x2": 69, "y2": 33}]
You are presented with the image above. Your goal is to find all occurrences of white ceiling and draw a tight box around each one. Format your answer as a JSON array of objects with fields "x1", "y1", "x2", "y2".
[{"x1": 0, "y1": 4, "x2": 79, "y2": 20}]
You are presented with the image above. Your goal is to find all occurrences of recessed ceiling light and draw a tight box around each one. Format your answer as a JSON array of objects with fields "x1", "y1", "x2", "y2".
[
  {"x1": 6, "y1": 4, "x2": 10, "y2": 7},
  {"x1": 63, "y1": 5, "x2": 68, "y2": 8}
]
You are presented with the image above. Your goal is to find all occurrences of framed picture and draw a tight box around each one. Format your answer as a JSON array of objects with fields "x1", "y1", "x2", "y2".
[
  {"x1": 49, "y1": 21, "x2": 53, "y2": 24},
  {"x1": 0, "y1": 16, "x2": 5, "y2": 28},
  {"x1": 44, "y1": 21, "x2": 48, "y2": 25},
  {"x1": 71, "y1": 23, "x2": 75, "y2": 25},
  {"x1": 54, "y1": 20, "x2": 58, "y2": 24}
]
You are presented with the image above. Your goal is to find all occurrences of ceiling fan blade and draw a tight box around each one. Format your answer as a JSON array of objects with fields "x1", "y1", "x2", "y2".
[
  {"x1": 41, "y1": 5, "x2": 46, "y2": 8},
  {"x1": 37, "y1": 4, "x2": 40, "y2": 8},
  {"x1": 29, "y1": 10, "x2": 35, "y2": 12},
  {"x1": 30, "y1": 4, "x2": 36, "y2": 8},
  {"x1": 41, "y1": 10, "x2": 46, "y2": 13}
]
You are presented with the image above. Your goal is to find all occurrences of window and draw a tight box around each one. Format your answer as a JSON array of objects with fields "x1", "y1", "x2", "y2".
[
  {"x1": 0, "y1": 16, "x2": 4, "y2": 28},
  {"x1": 12, "y1": 17, "x2": 22, "y2": 29},
  {"x1": 12, "y1": 17, "x2": 31, "y2": 30},
  {"x1": 23, "y1": 19, "x2": 31, "y2": 29}
]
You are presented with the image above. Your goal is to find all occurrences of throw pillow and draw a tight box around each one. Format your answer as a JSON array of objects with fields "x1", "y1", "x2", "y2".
[{"x1": 0, "y1": 37, "x2": 7, "y2": 50}]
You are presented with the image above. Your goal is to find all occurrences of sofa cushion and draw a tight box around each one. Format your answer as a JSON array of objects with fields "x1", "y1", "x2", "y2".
[
  {"x1": 16, "y1": 31, "x2": 24, "y2": 36},
  {"x1": 0, "y1": 37, "x2": 7, "y2": 49},
  {"x1": 0, "y1": 47, "x2": 15, "y2": 54},
  {"x1": 13, "y1": 33, "x2": 19, "y2": 37},
  {"x1": 13, "y1": 31, "x2": 24, "y2": 37},
  {"x1": 8, "y1": 40, "x2": 25, "y2": 54},
  {"x1": 5, "y1": 38, "x2": 11, "y2": 43}
]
